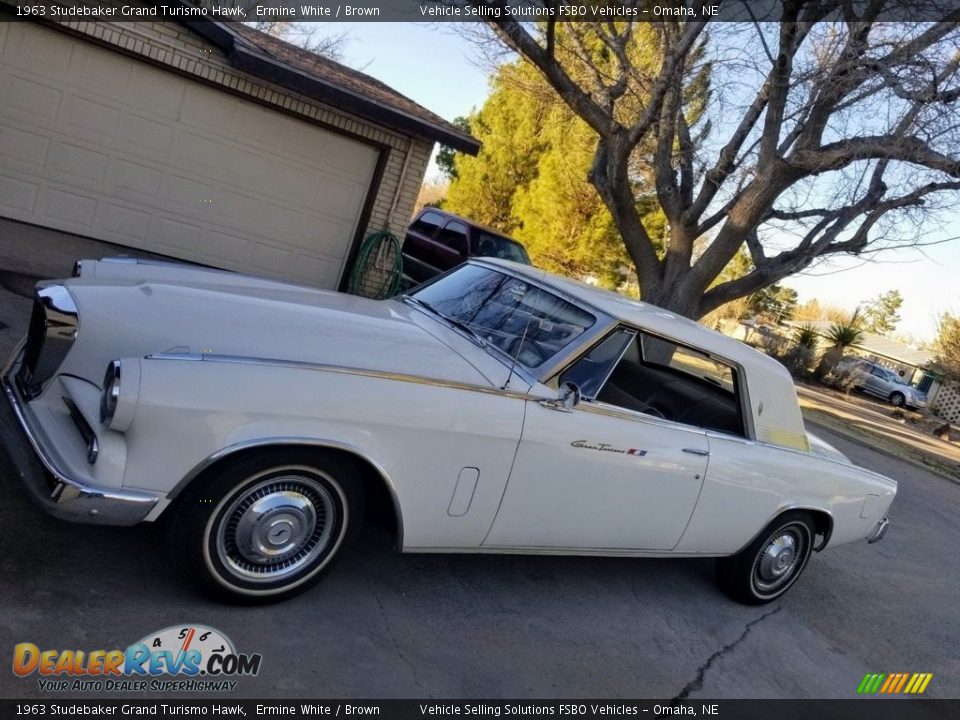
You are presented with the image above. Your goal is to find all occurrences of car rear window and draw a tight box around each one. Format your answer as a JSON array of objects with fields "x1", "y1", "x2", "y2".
[
  {"x1": 474, "y1": 230, "x2": 531, "y2": 264},
  {"x1": 409, "y1": 211, "x2": 445, "y2": 237}
]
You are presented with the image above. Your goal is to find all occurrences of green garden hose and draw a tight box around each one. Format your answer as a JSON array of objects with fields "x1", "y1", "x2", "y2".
[{"x1": 348, "y1": 229, "x2": 404, "y2": 299}]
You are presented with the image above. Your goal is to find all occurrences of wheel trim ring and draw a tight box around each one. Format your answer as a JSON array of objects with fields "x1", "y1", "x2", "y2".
[
  {"x1": 202, "y1": 465, "x2": 349, "y2": 595},
  {"x1": 750, "y1": 523, "x2": 810, "y2": 598}
]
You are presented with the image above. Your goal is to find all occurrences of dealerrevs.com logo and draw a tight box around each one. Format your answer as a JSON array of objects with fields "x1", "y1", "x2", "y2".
[{"x1": 13, "y1": 625, "x2": 262, "y2": 693}]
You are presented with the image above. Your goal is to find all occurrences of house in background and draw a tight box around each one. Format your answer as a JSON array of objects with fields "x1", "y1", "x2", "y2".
[
  {"x1": 782, "y1": 319, "x2": 946, "y2": 403},
  {"x1": 0, "y1": 14, "x2": 479, "y2": 290}
]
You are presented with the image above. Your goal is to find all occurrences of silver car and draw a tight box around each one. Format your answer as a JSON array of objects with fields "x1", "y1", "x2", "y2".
[{"x1": 838, "y1": 359, "x2": 928, "y2": 409}]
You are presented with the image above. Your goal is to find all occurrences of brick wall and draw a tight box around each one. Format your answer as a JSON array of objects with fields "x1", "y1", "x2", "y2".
[{"x1": 45, "y1": 18, "x2": 430, "y2": 245}]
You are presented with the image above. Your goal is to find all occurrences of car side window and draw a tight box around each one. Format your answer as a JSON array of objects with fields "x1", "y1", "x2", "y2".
[
  {"x1": 559, "y1": 328, "x2": 637, "y2": 401},
  {"x1": 592, "y1": 331, "x2": 746, "y2": 437},
  {"x1": 410, "y1": 211, "x2": 445, "y2": 238},
  {"x1": 436, "y1": 221, "x2": 469, "y2": 255}
]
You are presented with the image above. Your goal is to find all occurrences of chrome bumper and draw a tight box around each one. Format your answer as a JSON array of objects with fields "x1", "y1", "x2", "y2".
[
  {"x1": 866, "y1": 517, "x2": 889, "y2": 544},
  {"x1": 1, "y1": 353, "x2": 157, "y2": 526}
]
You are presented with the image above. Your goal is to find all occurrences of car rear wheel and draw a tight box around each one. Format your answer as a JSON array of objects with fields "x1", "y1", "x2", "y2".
[
  {"x1": 168, "y1": 449, "x2": 364, "y2": 603},
  {"x1": 715, "y1": 512, "x2": 815, "y2": 605},
  {"x1": 890, "y1": 391, "x2": 906, "y2": 407}
]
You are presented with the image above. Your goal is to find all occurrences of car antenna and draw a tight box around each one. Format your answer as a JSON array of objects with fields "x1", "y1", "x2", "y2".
[{"x1": 502, "y1": 275, "x2": 544, "y2": 390}]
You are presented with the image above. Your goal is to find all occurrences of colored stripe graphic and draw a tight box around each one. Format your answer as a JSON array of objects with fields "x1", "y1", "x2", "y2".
[{"x1": 858, "y1": 673, "x2": 932, "y2": 694}]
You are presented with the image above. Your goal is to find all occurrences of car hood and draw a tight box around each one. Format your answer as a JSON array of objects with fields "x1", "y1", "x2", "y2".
[{"x1": 57, "y1": 277, "x2": 492, "y2": 387}]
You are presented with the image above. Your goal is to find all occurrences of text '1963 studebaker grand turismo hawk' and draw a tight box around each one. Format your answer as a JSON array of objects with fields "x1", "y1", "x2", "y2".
[{"x1": 0, "y1": 258, "x2": 895, "y2": 604}]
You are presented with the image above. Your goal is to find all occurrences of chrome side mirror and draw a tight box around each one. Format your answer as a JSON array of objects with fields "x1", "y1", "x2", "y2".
[{"x1": 539, "y1": 381, "x2": 581, "y2": 413}]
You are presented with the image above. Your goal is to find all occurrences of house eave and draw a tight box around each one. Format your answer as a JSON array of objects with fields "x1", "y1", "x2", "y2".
[{"x1": 181, "y1": 19, "x2": 481, "y2": 155}]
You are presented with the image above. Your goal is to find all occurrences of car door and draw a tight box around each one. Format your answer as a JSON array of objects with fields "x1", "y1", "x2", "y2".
[
  {"x1": 433, "y1": 219, "x2": 470, "y2": 271},
  {"x1": 865, "y1": 365, "x2": 890, "y2": 396},
  {"x1": 403, "y1": 210, "x2": 447, "y2": 281},
  {"x1": 483, "y1": 328, "x2": 710, "y2": 551}
]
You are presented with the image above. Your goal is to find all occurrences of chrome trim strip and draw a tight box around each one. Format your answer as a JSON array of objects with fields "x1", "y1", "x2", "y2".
[
  {"x1": 576, "y1": 399, "x2": 715, "y2": 438},
  {"x1": 2, "y1": 355, "x2": 157, "y2": 526},
  {"x1": 168, "y1": 437, "x2": 407, "y2": 551},
  {"x1": 144, "y1": 352, "x2": 541, "y2": 402}
]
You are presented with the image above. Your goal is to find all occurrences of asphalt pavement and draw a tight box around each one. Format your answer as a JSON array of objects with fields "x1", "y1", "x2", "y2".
[{"x1": 0, "y1": 421, "x2": 957, "y2": 700}]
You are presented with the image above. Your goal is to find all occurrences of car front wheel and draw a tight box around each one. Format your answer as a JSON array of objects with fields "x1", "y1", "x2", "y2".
[
  {"x1": 889, "y1": 391, "x2": 906, "y2": 407},
  {"x1": 169, "y1": 449, "x2": 363, "y2": 603},
  {"x1": 715, "y1": 512, "x2": 815, "y2": 604}
]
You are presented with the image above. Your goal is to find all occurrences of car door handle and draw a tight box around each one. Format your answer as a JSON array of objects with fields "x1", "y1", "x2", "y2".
[{"x1": 682, "y1": 448, "x2": 710, "y2": 456}]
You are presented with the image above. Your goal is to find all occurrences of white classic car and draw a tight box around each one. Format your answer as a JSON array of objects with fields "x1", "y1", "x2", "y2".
[{"x1": 1, "y1": 258, "x2": 895, "y2": 604}]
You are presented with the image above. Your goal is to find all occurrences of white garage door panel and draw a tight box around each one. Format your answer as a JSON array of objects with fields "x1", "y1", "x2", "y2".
[{"x1": 0, "y1": 23, "x2": 380, "y2": 288}]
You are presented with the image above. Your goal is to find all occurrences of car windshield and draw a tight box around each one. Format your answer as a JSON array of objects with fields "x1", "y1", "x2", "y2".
[
  {"x1": 474, "y1": 230, "x2": 531, "y2": 265},
  {"x1": 408, "y1": 264, "x2": 595, "y2": 368}
]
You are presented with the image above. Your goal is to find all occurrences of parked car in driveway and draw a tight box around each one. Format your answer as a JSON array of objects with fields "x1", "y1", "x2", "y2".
[
  {"x1": 402, "y1": 208, "x2": 531, "y2": 283},
  {"x1": 836, "y1": 358, "x2": 928, "y2": 409},
  {"x1": 1, "y1": 258, "x2": 895, "y2": 604}
]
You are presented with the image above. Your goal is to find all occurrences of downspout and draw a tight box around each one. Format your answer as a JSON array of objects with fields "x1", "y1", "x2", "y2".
[{"x1": 386, "y1": 139, "x2": 415, "y2": 231}]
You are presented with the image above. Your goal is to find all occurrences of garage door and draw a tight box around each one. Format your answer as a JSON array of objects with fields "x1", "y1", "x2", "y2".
[{"x1": 0, "y1": 22, "x2": 380, "y2": 288}]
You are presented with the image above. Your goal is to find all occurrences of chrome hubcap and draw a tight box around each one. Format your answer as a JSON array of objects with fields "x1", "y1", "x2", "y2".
[
  {"x1": 215, "y1": 472, "x2": 337, "y2": 583},
  {"x1": 753, "y1": 526, "x2": 806, "y2": 594},
  {"x1": 235, "y1": 491, "x2": 316, "y2": 563}
]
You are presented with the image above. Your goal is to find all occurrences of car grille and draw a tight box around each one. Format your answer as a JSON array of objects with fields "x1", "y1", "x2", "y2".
[{"x1": 15, "y1": 285, "x2": 78, "y2": 400}]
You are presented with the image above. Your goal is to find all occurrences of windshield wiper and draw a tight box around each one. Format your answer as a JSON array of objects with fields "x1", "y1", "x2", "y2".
[{"x1": 403, "y1": 296, "x2": 489, "y2": 348}]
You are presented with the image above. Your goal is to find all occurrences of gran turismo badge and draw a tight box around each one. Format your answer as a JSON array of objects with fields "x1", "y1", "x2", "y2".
[{"x1": 571, "y1": 440, "x2": 647, "y2": 456}]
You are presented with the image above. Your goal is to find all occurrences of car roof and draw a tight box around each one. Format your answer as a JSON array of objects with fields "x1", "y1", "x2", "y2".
[
  {"x1": 417, "y1": 208, "x2": 520, "y2": 242},
  {"x1": 473, "y1": 259, "x2": 777, "y2": 369}
]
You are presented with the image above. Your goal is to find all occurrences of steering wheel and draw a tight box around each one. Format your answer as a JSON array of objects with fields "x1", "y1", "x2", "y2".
[
  {"x1": 507, "y1": 336, "x2": 548, "y2": 366},
  {"x1": 642, "y1": 404, "x2": 667, "y2": 420}
]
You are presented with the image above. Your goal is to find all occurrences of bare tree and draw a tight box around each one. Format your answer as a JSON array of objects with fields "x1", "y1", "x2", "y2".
[
  {"x1": 249, "y1": 22, "x2": 351, "y2": 62},
  {"x1": 231, "y1": 4, "x2": 351, "y2": 61},
  {"x1": 470, "y1": 1, "x2": 960, "y2": 318}
]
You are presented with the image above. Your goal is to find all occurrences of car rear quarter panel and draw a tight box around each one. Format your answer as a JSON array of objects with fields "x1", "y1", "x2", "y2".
[
  {"x1": 675, "y1": 433, "x2": 897, "y2": 554},
  {"x1": 124, "y1": 359, "x2": 525, "y2": 549}
]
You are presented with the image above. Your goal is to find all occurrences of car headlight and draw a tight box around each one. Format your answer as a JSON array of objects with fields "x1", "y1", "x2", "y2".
[
  {"x1": 99, "y1": 359, "x2": 139, "y2": 431},
  {"x1": 100, "y1": 360, "x2": 121, "y2": 424}
]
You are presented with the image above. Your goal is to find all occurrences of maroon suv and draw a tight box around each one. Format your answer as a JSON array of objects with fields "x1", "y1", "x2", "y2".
[{"x1": 402, "y1": 208, "x2": 531, "y2": 283}]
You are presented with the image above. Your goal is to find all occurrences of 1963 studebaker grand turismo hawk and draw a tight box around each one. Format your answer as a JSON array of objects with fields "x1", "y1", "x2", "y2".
[{"x1": 1, "y1": 257, "x2": 895, "y2": 604}]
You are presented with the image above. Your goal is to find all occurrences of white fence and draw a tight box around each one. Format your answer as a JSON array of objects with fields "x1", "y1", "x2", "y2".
[{"x1": 933, "y1": 381, "x2": 960, "y2": 424}]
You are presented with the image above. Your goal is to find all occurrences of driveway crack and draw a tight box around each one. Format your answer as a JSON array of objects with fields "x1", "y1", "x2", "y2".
[
  {"x1": 373, "y1": 590, "x2": 430, "y2": 697},
  {"x1": 671, "y1": 606, "x2": 782, "y2": 701}
]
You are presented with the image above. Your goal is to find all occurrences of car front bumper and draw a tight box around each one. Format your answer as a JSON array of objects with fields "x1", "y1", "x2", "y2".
[
  {"x1": 866, "y1": 517, "x2": 889, "y2": 544},
  {"x1": 1, "y1": 351, "x2": 157, "y2": 526}
]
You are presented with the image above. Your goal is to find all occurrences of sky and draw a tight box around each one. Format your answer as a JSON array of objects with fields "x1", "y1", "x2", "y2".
[{"x1": 324, "y1": 22, "x2": 959, "y2": 343}]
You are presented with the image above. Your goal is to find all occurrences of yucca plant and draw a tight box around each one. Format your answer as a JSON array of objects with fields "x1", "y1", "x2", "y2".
[
  {"x1": 784, "y1": 325, "x2": 820, "y2": 377},
  {"x1": 816, "y1": 319, "x2": 864, "y2": 379},
  {"x1": 825, "y1": 322, "x2": 863, "y2": 348},
  {"x1": 794, "y1": 325, "x2": 820, "y2": 350}
]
